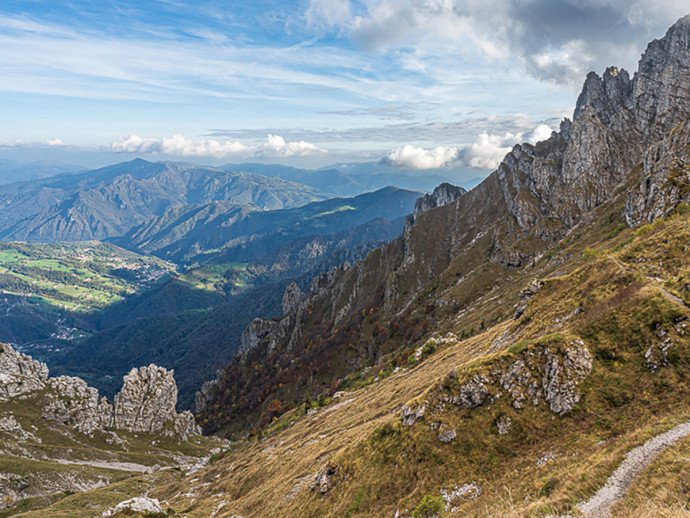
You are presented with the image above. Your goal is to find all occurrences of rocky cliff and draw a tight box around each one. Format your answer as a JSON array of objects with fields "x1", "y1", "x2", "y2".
[
  {"x1": 198, "y1": 15, "x2": 690, "y2": 436},
  {"x1": 0, "y1": 343, "x2": 199, "y2": 440},
  {"x1": 0, "y1": 343, "x2": 49, "y2": 401},
  {"x1": 403, "y1": 182, "x2": 467, "y2": 232}
]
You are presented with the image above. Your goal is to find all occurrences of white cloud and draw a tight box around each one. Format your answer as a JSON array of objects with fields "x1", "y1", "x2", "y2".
[
  {"x1": 306, "y1": 0, "x2": 352, "y2": 28},
  {"x1": 0, "y1": 137, "x2": 66, "y2": 148},
  {"x1": 315, "y1": 0, "x2": 689, "y2": 85},
  {"x1": 110, "y1": 134, "x2": 327, "y2": 159},
  {"x1": 261, "y1": 134, "x2": 327, "y2": 157},
  {"x1": 460, "y1": 132, "x2": 519, "y2": 170},
  {"x1": 526, "y1": 124, "x2": 554, "y2": 144},
  {"x1": 382, "y1": 145, "x2": 460, "y2": 169},
  {"x1": 382, "y1": 122, "x2": 556, "y2": 170}
]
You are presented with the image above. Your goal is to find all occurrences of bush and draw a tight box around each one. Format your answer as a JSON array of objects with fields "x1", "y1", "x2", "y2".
[
  {"x1": 412, "y1": 494, "x2": 445, "y2": 518},
  {"x1": 582, "y1": 247, "x2": 599, "y2": 261}
]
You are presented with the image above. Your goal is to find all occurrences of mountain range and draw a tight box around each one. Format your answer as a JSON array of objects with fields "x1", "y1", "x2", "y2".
[
  {"x1": 0, "y1": 159, "x2": 328, "y2": 242},
  {"x1": 113, "y1": 186, "x2": 421, "y2": 264},
  {"x1": 1, "y1": 14, "x2": 690, "y2": 518},
  {"x1": 221, "y1": 161, "x2": 481, "y2": 197}
]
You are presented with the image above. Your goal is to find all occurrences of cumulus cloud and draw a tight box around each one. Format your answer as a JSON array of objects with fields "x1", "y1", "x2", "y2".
[
  {"x1": 383, "y1": 123, "x2": 555, "y2": 170},
  {"x1": 261, "y1": 134, "x2": 327, "y2": 157},
  {"x1": 382, "y1": 145, "x2": 460, "y2": 169},
  {"x1": 310, "y1": 0, "x2": 689, "y2": 85},
  {"x1": 110, "y1": 134, "x2": 326, "y2": 159}
]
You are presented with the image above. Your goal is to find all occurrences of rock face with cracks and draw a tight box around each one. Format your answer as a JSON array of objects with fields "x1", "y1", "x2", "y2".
[
  {"x1": 403, "y1": 337, "x2": 593, "y2": 435},
  {"x1": 114, "y1": 365, "x2": 178, "y2": 433},
  {"x1": 0, "y1": 343, "x2": 49, "y2": 401},
  {"x1": 0, "y1": 343, "x2": 199, "y2": 439}
]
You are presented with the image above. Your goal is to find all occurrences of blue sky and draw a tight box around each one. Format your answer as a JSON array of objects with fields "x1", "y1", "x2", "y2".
[{"x1": 0, "y1": 1, "x2": 688, "y2": 171}]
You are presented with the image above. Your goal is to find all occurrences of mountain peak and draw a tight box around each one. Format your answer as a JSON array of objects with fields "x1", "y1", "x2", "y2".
[{"x1": 573, "y1": 66, "x2": 631, "y2": 124}]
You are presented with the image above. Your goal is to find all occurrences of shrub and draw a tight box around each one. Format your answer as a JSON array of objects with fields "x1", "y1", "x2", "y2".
[
  {"x1": 582, "y1": 247, "x2": 599, "y2": 261},
  {"x1": 412, "y1": 494, "x2": 446, "y2": 518}
]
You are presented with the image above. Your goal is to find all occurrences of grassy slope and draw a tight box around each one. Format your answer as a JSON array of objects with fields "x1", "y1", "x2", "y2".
[
  {"x1": 150, "y1": 205, "x2": 689, "y2": 517},
  {"x1": 0, "y1": 392, "x2": 220, "y2": 518}
]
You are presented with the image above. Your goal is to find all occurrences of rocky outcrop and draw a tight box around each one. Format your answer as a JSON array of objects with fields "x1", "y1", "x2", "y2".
[
  {"x1": 574, "y1": 67, "x2": 632, "y2": 125},
  {"x1": 101, "y1": 497, "x2": 164, "y2": 517},
  {"x1": 282, "y1": 282, "x2": 304, "y2": 315},
  {"x1": 404, "y1": 183, "x2": 467, "y2": 232},
  {"x1": 514, "y1": 278, "x2": 544, "y2": 319},
  {"x1": 114, "y1": 365, "x2": 178, "y2": 433},
  {"x1": 195, "y1": 377, "x2": 220, "y2": 413},
  {"x1": 0, "y1": 343, "x2": 199, "y2": 440},
  {"x1": 404, "y1": 337, "x2": 593, "y2": 433},
  {"x1": 114, "y1": 365, "x2": 200, "y2": 439},
  {"x1": 311, "y1": 464, "x2": 342, "y2": 495},
  {"x1": 42, "y1": 376, "x2": 113, "y2": 434},
  {"x1": 0, "y1": 343, "x2": 49, "y2": 401},
  {"x1": 401, "y1": 402, "x2": 426, "y2": 426},
  {"x1": 403, "y1": 183, "x2": 466, "y2": 262},
  {"x1": 625, "y1": 120, "x2": 690, "y2": 225}
]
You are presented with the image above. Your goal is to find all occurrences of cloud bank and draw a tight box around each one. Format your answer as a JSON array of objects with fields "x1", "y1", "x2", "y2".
[
  {"x1": 110, "y1": 134, "x2": 327, "y2": 159},
  {"x1": 383, "y1": 123, "x2": 554, "y2": 170},
  {"x1": 309, "y1": 0, "x2": 689, "y2": 85},
  {"x1": 0, "y1": 138, "x2": 66, "y2": 148}
]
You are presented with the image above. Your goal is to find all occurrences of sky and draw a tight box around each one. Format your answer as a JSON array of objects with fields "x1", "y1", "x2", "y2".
[{"x1": 0, "y1": 1, "x2": 688, "y2": 172}]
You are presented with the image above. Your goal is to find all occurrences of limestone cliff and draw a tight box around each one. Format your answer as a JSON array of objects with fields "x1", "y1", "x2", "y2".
[
  {"x1": 198, "y1": 15, "x2": 690, "y2": 433},
  {"x1": 0, "y1": 343, "x2": 49, "y2": 401},
  {"x1": 0, "y1": 343, "x2": 199, "y2": 440}
]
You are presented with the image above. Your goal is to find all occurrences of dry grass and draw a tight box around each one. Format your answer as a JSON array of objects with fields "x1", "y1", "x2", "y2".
[{"x1": 150, "y1": 209, "x2": 690, "y2": 518}]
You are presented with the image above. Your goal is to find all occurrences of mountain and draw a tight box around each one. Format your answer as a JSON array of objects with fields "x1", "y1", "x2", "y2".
[
  {"x1": 158, "y1": 15, "x2": 690, "y2": 517},
  {"x1": 0, "y1": 159, "x2": 84, "y2": 185},
  {"x1": 222, "y1": 161, "x2": 481, "y2": 196},
  {"x1": 4, "y1": 14, "x2": 690, "y2": 518},
  {"x1": 199, "y1": 13, "x2": 690, "y2": 435},
  {"x1": 113, "y1": 186, "x2": 422, "y2": 264},
  {"x1": 0, "y1": 159, "x2": 328, "y2": 242}
]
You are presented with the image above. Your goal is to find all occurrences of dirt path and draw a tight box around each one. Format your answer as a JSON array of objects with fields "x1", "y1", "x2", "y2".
[
  {"x1": 577, "y1": 420, "x2": 690, "y2": 517},
  {"x1": 55, "y1": 458, "x2": 153, "y2": 472},
  {"x1": 607, "y1": 255, "x2": 687, "y2": 307}
]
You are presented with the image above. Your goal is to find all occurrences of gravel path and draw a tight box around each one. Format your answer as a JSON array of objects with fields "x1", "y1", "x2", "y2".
[{"x1": 577, "y1": 420, "x2": 690, "y2": 517}]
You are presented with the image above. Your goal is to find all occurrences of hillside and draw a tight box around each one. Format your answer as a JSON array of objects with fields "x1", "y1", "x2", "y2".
[
  {"x1": 197, "y1": 14, "x2": 690, "y2": 436},
  {"x1": 112, "y1": 186, "x2": 422, "y2": 265},
  {"x1": 0, "y1": 159, "x2": 328, "y2": 242},
  {"x1": 0, "y1": 343, "x2": 222, "y2": 517},
  {"x1": 147, "y1": 14, "x2": 690, "y2": 517},
  {"x1": 0, "y1": 242, "x2": 175, "y2": 347},
  {"x1": 157, "y1": 206, "x2": 690, "y2": 516}
]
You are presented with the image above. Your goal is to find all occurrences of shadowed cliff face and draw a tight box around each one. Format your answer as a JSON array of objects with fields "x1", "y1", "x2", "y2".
[{"x1": 198, "y1": 15, "x2": 690, "y2": 435}]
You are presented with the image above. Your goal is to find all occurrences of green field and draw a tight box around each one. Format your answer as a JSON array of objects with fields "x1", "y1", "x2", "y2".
[
  {"x1": 0, "y1": 241, "x2": 176, "y2": 314},
  {"x1": 178, "y1": 262, "x2": 257, "y2": 293}
]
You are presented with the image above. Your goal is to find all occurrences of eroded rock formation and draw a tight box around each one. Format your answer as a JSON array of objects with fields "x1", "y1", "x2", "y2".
[{"x1": 0, "y1": 343, "x2": 199, "y2": 440}]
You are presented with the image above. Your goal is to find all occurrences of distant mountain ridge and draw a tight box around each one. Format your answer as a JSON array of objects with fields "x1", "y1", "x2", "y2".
[
  {"x1": 221, "y1": 161, "x2": 481, "y2": 196},
  {"x1": 0, "y1": 159, "x2": 84, "y2": 185},
  {"x1": 113, "y1": 186, "x2": 422, "y2": 264},
  {"x1": 0, "y1": 159, "x2": 328, "y2": 242}
]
